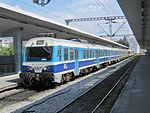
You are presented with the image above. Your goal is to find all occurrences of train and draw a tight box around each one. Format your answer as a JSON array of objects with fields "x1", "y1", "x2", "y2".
[{"x1": 20, "y1": 33, "x2": 132, "y2": 86}]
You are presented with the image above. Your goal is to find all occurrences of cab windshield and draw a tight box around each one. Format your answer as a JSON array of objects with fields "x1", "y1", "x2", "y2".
[{"x1": 26, "y1": 46, "x2": 53, "y2": 61}]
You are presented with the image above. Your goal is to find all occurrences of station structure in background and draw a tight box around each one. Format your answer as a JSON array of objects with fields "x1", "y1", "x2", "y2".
[
  {"x1": 0, "y1": 2, "x2": 128, "y2": 74},
  {"x1": 117, "y1": 0, "x2": 150, "y2": 49}
]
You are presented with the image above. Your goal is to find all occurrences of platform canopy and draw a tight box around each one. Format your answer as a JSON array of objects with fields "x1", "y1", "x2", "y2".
[
  {"x1": 117, "y1": 0, "x2": 150, "y2": 49},
  {"x1": 0, "y1": 2, "x2": 127, "y2": 49}
]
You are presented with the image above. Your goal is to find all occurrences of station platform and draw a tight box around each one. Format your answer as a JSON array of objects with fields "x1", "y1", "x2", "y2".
[
  {"x1": 0, "y1": 74, "x2": 20, "y2": 92},
  {"x1": 111, "y1": 52, "x2": 150, "y2": 113}
]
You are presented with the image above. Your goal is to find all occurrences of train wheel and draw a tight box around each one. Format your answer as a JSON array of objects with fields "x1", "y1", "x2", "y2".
[
  {"x1": 70, "y1": 72, "x2": 75, "y2": 80},
  {"x1": 66, "y1": 74, "x2": 71, "y2": 82},
  {"x1": 45, "y1": 79, "x2": 55, "y2": 88},
  {"x1": 45, "y1": 79, "x2": 50, "y2": 87},
  {"x1": 22, "y1": 76, "x2": 33, "y2": 87},
  {"x1": 80, "y1": 69, "x2": 85, "y2": 76},
  {"x1": 61, "y1": 74, "x2": 66, "y2": 84}
]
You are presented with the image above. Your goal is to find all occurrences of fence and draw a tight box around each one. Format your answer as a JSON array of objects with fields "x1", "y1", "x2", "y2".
[
  {"x1": 0, "y1": 56, "x2": 15, "y2": 77},
  {"x1": 0, "y1": 64, "x2": 15, "y2": 77}
]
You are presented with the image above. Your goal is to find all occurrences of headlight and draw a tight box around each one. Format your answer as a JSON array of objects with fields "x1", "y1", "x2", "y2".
[
  {"x1": 27, "y1": 67, "x2": 33, "y2": 71},
  {"x1": 43, "y1": 66, "x2": 51, "y2": 71},
  {"x1": 43, "y1": 67, "x2": 47, "y2": 70}
]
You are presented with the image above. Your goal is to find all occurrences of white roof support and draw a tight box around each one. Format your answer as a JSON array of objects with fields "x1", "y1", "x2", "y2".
[{"x1": 118, "y1": 0, "x2": 150, "y2": 48}]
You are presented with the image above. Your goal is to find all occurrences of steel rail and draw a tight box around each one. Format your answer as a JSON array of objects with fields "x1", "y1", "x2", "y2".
[
  {"x1": 55, "y1": 57, "x2": 133, "y2": 113},
  {"x1": 91, "y1": 58, "x2": 138, "y2": 113},
  {"x1": 55, "y1": 70, "x2": 111, "y2": 113}
]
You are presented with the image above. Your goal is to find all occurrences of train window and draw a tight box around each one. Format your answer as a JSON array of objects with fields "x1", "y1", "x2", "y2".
[
  {"x1": 83, "y1": 50, "x2": 86, "y2": 59},
  {"x1": 86, "y1": 50, "x2": 88, "y2": 58},
  {"x1": 102, "y1": 50, "x2": 104, "y2": 56},
  {"x1": 96, "y1": 50, "x2": 99, "y2": 57},
  {"x1": 99, "y1": 50, "x2": 101, "y2": 57},
  {"x1": 92, "y1": 50, "x2": 94, "y2": 58},
  {"x1": 103, "y1": 50, "x2": 105, "y2": 56},
  {"x1": 87, "y1": 50, "x2": 89, "y2": 58},
  {"x1": 90, "y1": 50, "x2": 94, "y2": 58},
  {"x1": 105, "y1": 50, "x2": 107, "y2": 56},
  {"x1": 64, "y1": 48, "x2": 68, "y2": 61},
  {"x1": 70, "y1": 48, "x2": 74, "y2": 60},
  {"x1": 75, "y1": 50, "x2": 78, "y2": 59},
  {"x1": 93, "y1": 50, "x2": 95, "y2": 57},
  {"x1": 85, "y1": 50, "x2": 87, "y2": 58},
  {"x1": 26, "y1": 46, "x2": 53, "y2": 61},
  {"x1": 58, "y1": 48, "x2": 62, "y2": 61},
  {"x1": 36, "y1": 40, "x2": 44, "y2": 45},
  {"x1": 83, "y1": 50, "x2": 89, "y2": 59},
  {"x1": 90, "y1": 50, "x2": 92, "y2": 58},
  {"x1": 107, "y1": 50, "x2": 109, "y2": 56}
]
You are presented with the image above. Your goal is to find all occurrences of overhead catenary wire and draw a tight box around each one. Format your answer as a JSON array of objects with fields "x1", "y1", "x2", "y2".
[
  {"x1": 53, "y1": 0, "x2": 81, "y2": 17},
  {"x1": 93, "y1": 0, "x2": 128, "y2": 38},
  {"x1": 97, "y1": 23, "x2": 110, "y2": 36},
  {"x1": 94, "y1": 0, "x2": 112, "y2": 16},
  {"x1": 112, "y1": 22, "x2": 126, "y2": 37},
  {"x1": 95, "y1": 0, "x2": 120, "y2": 16},
  {"x1": 12, "y1": 0, "x2": 92, "y2": 32},
  {"x1": 52, "y1": 0, "x2": 95, "y2": 32},
  {"x1": 3, "y1": 0, "x2": 129, "y2": 37},
  {"x1": 105, "y1": 0, "x2": 118, "y2": 15},
  {"x1": 53, "y1": 0, "x2": 127, "y2": 36}
]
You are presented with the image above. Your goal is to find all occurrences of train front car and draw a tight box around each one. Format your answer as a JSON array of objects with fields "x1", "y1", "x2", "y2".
[{"x1": 20, "y1": 37, "x2": 54, "y2": 87}]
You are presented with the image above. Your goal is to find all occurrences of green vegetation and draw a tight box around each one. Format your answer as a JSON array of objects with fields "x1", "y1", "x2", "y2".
[
  {"x1": 117, "y1": 37, "x2": 129, "y2": 47},
  {"x1": 0, "y1": 44, "x2": 14, "y2": 56}
]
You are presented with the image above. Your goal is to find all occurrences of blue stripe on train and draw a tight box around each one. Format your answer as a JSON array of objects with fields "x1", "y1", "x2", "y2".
[
  {"x1": 53, "y1": 62, "x2": 75, "y2": 73},
  {"x1": 22, "y1": 56, "x2": 118, "y2": 73}
]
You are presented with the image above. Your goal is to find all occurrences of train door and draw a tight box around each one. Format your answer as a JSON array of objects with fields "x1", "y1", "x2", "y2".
[
  {"x1": 103, "y1": 50, "x2": 106, "y2": 62},
  {"x1": 75, "y1": 49, "x2": 79, "y2": 76},
  {"x1": 96, "y1": 50, "x2": 100, "y2": 68}
]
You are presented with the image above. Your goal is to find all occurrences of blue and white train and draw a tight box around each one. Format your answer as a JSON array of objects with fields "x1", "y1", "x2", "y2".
[{"x1": 20, "y1": 33, "x2": 132, "y2": 86}]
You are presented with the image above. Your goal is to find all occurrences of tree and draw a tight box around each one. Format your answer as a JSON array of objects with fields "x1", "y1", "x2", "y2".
[
  {"x1": 117, "y1": 37, "x2": 129, "y2": 47},
  {"x1": 0, "y1": 44, "x2": 14, "y2": 56}
]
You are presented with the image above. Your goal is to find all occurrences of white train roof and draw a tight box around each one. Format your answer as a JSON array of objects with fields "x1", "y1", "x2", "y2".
[
  {"x1": 25, "y1": 37, "x2": 127, "y2": 51},
  {"x1": 0, "y1": 2, "x2": 128, "y2": 49}
]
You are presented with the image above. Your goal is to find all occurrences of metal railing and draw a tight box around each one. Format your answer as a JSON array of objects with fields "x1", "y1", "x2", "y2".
[{"x1": 0, "y1": 64, "x2": 15, "y2": 77}]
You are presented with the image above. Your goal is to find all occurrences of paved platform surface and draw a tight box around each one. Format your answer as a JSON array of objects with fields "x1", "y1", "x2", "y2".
[
  {"x1": 0, "y1": 74, "x2": 20, "y2": 91},
  {"x1": 111, "y1": 52, "x2": 150, "y2": 113}
]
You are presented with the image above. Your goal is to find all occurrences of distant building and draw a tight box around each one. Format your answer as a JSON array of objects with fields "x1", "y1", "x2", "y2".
[{"x1": 0, "y1": 37, "x2": 13, "y2": 47}]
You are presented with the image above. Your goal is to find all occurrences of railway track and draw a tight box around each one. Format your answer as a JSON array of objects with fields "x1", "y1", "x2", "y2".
[
  {"x1": 0, "y1": 88, "x2": 36, "y2": 109},
  {"x1": 0, "y1": 83, "x2": 52, "y2": 109},
  {"x1": 0, "y1": 57, "x2": 135, "y2": 113},
  {"x1": 56, "y1": 56, "x2": 139, "y2": 113}
]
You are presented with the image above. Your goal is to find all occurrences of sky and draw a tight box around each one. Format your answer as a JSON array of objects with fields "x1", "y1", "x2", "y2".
[
  {"x1": 0, "y1": 0, "x2": 140, "y2": 52},
  {"x1": 0, "y1": 0, "x2": 133, "y2": 40}
]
